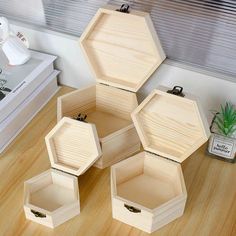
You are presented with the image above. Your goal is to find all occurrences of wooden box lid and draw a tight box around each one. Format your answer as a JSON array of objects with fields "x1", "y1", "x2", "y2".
[
  {"x1": 80, "y1": 4, "x2": 166, "y2": 92},
  {"x1": 45, "y1": 117, "x2": 102, "y2": 176},
  {"x1": 131, "y1": 86, "x2": 210, "y2": 163}
]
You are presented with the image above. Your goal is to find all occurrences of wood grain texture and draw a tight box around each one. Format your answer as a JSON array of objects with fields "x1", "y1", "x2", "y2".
[
  {"x1": 79, "y1": 5, "x2": 166, "y2": 92},
  {"x1": 0, "y1": 86, "x2": 235, "y2": 236},
  {"x1": 24, "y1": 169, "x2": 80, "y2": 228},
  {"x1": 132, "y1": 87, "x2": 210, "y2": 163},
  {"x1": 57, "y1": 84, "x2": 140, "y2": 169},
  {"x1": 111, "y1": 152, "x2": 187, "y2": 233},
  {"x1": 45, "y1": 117, "x2": 102, "y2": 176}
]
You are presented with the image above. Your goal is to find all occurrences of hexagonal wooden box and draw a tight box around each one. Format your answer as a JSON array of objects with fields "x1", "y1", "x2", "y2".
[
  {"x1": 45, "y1": 117, "x2": 102, "y2": 176},
  {"x1": 24, "y1": 117, "x2": 102, "y2": 228},
  {"x1": 57, "y1": 5, "x2": 166, "y2": 169},
  {"x1": 57, "y1": 84, "x2": 140, "y2": 169},
  {"x1": 111, "y1": 86, "x2": 210, "y2": 233},
  {"x1": 24, "y1": 169, "x2": 80, "y2": 228}
]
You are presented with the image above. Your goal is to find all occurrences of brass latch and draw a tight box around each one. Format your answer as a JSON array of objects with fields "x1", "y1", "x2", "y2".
[
  {"x1": 124, "y1": 204, "x2": 141, "y2": 213},
  {"x1": 31, "y1": 209, "x2": 46, "y2": 218}
]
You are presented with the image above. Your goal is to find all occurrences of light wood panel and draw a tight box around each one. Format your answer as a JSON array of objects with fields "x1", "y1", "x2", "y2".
[
  {"x1": 80, "y1": 5, "x2": 166, "y2": 92},
  {"x1": 0, "y1": 86, "x2": 235, "y2": 236},
  {"x1": 132, "y1": 87, "x2": 210, "y2": 163},
  {"x1": 45, "y1": 117, "x2": 102, "y2": 176}
]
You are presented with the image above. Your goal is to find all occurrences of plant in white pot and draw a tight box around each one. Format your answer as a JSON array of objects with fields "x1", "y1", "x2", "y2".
[{"x1": 208, "y1": 102, "x2": 236, "y2": 162}]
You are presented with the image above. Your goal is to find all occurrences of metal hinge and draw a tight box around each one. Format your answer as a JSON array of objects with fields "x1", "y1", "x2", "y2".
[
  {"x1": 146, "y1": 151, "x2": 180, "y2": 164},
  {"x1": 99, "y1": 83, "x2": 135, "y2": 93},
  {"x1": 51, "y1": 167, "x2": 79, "y2": 177}
]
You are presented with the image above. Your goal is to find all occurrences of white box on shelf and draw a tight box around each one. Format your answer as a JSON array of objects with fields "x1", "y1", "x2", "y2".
[
  {"x1": 0, "y1": 70, "x2": 60, "y2": 153},
  {"x1": 0, "y1": 50, "x2": 57, "y2": 123}
]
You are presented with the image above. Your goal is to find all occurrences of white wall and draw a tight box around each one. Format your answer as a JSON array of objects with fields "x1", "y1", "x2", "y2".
[
  {"x1": 11, "y1": 22, "x2": 95, "y2": 89},
  {"x1": 10, "y1": 22, "x2": 236, "y2": 122}
]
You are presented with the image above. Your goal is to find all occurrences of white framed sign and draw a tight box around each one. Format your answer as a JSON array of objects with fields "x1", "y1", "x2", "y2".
[{"x1": 209, "y1": 134, "x2": 235, "y2": 159}]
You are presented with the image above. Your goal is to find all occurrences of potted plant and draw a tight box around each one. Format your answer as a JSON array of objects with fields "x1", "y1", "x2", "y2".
[{"x1": 208, "y1": 102, "x2": 236, "y2": 163}]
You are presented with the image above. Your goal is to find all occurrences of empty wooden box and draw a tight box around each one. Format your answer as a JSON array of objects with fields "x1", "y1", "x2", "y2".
[
  {"x1": 111, "y1": 86, "x2": 210, "y2": 233},
  {"x1": 57, "y1": 4, "x2": 166, "y2": 169},
  {"x1": 24, "y1": 117, "x2": 102, "y2": 228},
  {"x1": 24, "y1": 169, "x2": 80, "y2": 228}
]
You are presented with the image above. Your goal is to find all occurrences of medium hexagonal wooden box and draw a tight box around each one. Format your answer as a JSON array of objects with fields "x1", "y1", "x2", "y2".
[
  {"x1": 111, "y1": 86, "x2": 210, "y2": 233},
  {"x1": 57, "y1": 4, "x2": 166, "y2": 169}
]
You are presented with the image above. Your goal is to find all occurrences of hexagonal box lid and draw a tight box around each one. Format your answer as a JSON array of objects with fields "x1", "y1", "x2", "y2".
[
  {"x1": 45, "y1": 117, "x2": 102, "y2": 176},
  {"x1": 80, "y1": 5, "x2": 166, "y2": 92},
  {"x1": 131, "y1": 86, "x2": 210, "y2": 163}
]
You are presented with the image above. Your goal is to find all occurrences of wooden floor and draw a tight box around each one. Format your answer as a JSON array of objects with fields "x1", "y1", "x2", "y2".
[{"x1": 0, "y1": 86, "x2": 235, "y2": 236}]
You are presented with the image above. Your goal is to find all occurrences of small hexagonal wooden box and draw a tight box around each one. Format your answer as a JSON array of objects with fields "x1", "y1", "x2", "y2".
[
  {"x1": 24, "y1": 117, "x2": 102, "y2": 228},
  {"x1": 111, "y1": 86, "x2": 210, "y2": 233},
  {"x1": 24, "y1": 169, "x2": 80, "y2": 228},
  {"x1": 57, "y1": 5, "x2": 166, "y2": 169}
]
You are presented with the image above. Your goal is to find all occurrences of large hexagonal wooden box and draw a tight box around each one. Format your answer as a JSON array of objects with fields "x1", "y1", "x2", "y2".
[
  {"x1": 111, "y1": 86, "x2": 210, "y2": 233},
  {"x1": 57, "y1": 4, "x2": 166, "y2": 169}
]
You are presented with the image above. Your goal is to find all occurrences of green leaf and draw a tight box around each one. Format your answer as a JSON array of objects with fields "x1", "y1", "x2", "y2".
[
  {"x1": 215, "y1": 120, "x2": 225, "y2": 135},
  {"x1": 227, "y1": 126, "x2": 236, "y2": 137},
  {"x1": 212, "y1": 102, "x2": 236, "y2": 136}
]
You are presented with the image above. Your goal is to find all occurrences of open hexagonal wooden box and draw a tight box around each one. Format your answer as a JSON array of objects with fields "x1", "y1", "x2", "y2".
[
  {"x1": 111, "y1": 86, "x2": 210, "y2": 233},
  {"x1": 57, "y1": 4, "x2": 166, "y2": 169},
  {"x1": 57, "y1": 84, "x2": 140, "y2": 169},
  {"x1": 24, "y1": 117, "x2": 101, "y2": 228},
  {"x1": 24, "y1": 169, "x2": 80, "y2": 228}
]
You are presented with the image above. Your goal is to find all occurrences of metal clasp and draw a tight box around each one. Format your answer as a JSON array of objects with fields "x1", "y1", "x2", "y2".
[
  {"x1": 74, "y1": 113, "x2": 87, "y2": 122},
  {"x1": 167, "y1": 86, "x2": 185, "y2": 97},
  {"x1": 31, "y1": 210, "x2": 46, "y2": 218},
  {"x1": 124, "y1": 204, "x2": 141, "y2": 213},
  {"x1": 116, "y1": 4, "x2": 130, "y2": 13}
]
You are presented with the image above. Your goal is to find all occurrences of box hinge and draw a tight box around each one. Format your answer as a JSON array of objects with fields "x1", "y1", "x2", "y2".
[
  {"x1": 51, "y1": 167, "x2": 79, "y2": 177},
  {"x1": 99, "y1": 82, "x2": 135, "y2": 93},
  {"x1": 146, "y1": 151, "x2": 180, "y2": 164}
]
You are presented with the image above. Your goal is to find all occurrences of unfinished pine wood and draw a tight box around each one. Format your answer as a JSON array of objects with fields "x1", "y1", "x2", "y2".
[
  {"x1": 24, "y1": 169, "x2": 80, "y2": 228},
  {"x1": 45, "y1": 117, "x2": 102, "y2": 176},
  {"x1": 58, "y1": 84, "x2": 138, "y2": 123},
  {"x1": 1, "y1": 86, "x2": 236, "y2": 236},
  {"x1": 57, "y1": 84, "x2": 140, "y2": 169},
  {"x1": 85, "y1": 109, "x2": 131, "y2": 138},
  {"x1": 132, "y1": 86, "x2": 210, "y2": 163},
  {"x1": 111, "y1": 151, "x2": 187, "y2": 233},
  {"x1": 79, "y1": 5, "x2": 166, "y2": 92}
]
